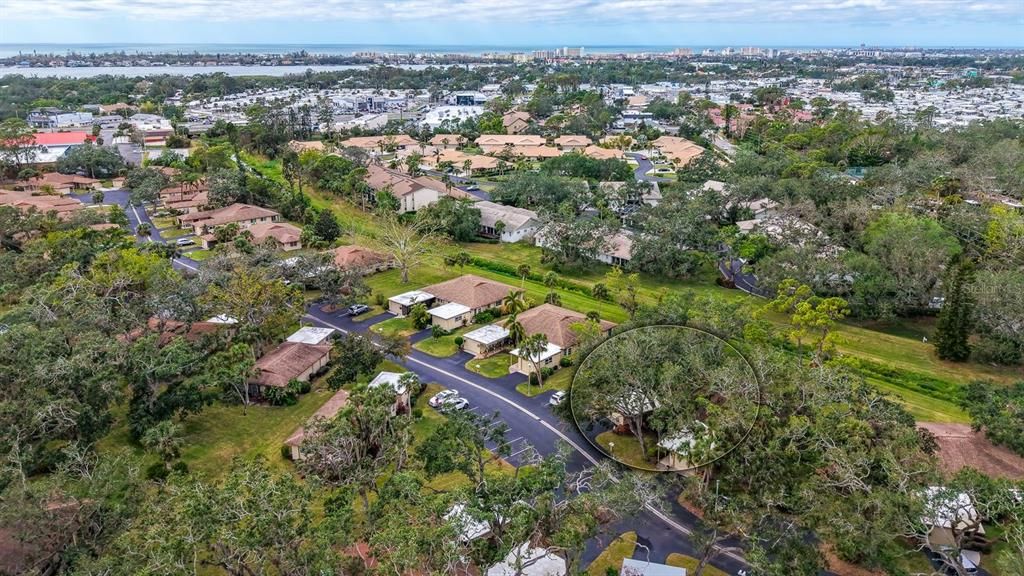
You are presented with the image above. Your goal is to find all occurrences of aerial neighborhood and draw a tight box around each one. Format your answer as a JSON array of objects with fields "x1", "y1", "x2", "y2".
[{"x1": 1, "y1": 37, "x2": 1023, "y2": 576}]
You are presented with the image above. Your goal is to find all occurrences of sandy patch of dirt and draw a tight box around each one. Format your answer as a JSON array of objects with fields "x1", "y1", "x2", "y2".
[{"x1": 919, "y1": 422, "x2": 1024, "y2": 479}]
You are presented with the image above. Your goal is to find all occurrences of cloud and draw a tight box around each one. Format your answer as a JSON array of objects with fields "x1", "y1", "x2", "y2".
[{"x1": 5, "y1": 0, "x2": 1023, "y2": 24}]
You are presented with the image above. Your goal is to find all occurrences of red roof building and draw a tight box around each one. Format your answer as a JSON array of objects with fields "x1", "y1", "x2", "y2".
[{"x1": 32, "y1": 132, "x2": 93, "y2": 147}]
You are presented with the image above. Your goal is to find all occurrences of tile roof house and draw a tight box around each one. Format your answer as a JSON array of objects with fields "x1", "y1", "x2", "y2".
[
  {"x1": 178, "y1": 203, "x2": 280, "y2": 235},
  {"x1": 340, "y1": 134, "x2": 419, "y2": 151},
  {"x1": 250, "y1": 342, "x2": 332, "y2": 394},
  {"x1": 651, "y1": 136, "x2": 705, "y2": 167},
  {"x1": 474, "y1": 201, "x2": 541, "y2": 243},
  {"x1": 283, "y1": 388, "x2": 350, "y2": 460},
  {"x1": 20, "y1": 172, "x2": 100, "y2": 194},
  {"x1": 365, "y1": 164, "x2": 449, "y2": 213},
  {"x1": 0, "y1": 189, "x2": 84, "y2": 219},
  {"x1": 598, "y1": 231, "x2": 634, "y2": 266},
  {"x1": 428, "y1": 134, "x2": 466, "y2": 149},
  {"x1": 516, "y1": 303, "x2": 616, "y2": 350},
  {"x1": 246, "y1": 222, "x2": 303, "y2": 251},
  {"x1": 502, "y1": 111, "x2": 532, "y2": 134},
  {"x1": 553, "y1": 135, "x2": 593, "y2": 150},
  {"x1": 421, "y1": 274, "x2": 515, "y2": 315},
  {"x1": 582, "y1": 145, "x2": 626, "y2": 160},
  {"x1": 424, "y1": 149, "x2": 500, "y2": 175},
  {"x1": 330, "y1": 245, "x2": 394, "y2": 274},
  {"x1": 475, "y1": 134, "x2": 546, "y2": 153}
]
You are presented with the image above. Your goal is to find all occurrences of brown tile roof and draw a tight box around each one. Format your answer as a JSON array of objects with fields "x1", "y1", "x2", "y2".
[
  {"x1": 0, "y1": 189, "x2": 83, "y2": 218},
  {"x1": 165, "y1": 191, "x2": 209, "y2": 211},
  {"x1": 554, "y1": 135, "x2": 593, "y2": 147},
  {"x1": 582, "y1": 145, "x2": 625, "y2": 160},
  {"x1": 340, "y1": 134, "x2": 419, "y2": 149},
  {"x1": 428, "y1": 134, "x2": 465, "y2": 146},
  {"x1": 421, "y1": 274, "x2": 514, "y2": 310},
  {"x1": 365, "y1": 164, "x2": 445, "y2": 198},
  {"x1": 651, "y1": 136, "x2": 705, "y2": 166},
  {"x1": 516, "y1": 303, "x2": 615, "y2": 349},
  {"x1": 25, "y1": 172, "x2": 99, "y2": 187},
  {"x1": 285, "y1": 388, "x2": 350, "y2": 447},
  {"x1": 248, "y1": 222, "x2": 302, "y2": 245},
  {"x1": 475, "y1": 134, "x2": 545, "y2": 148},
  {"x1": 426, "y1": 149, "x2": 500, "y2": 171},
  {"x1": 252, "y1": 342, "x2": 332, "y2": 388},
  {"x1": 180, "y1": 203, "x2": 279, "y2": 227},
  {"x1": 502, "y1": 111, "x2": 531, "y2": 126},
  {"x1": 331, "y1": 245, "x2": 391, "y2": 269}
]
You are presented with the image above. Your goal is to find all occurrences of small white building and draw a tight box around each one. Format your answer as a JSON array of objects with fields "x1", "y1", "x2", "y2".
[
  {"x1": 487, "y1": 542, "x2": 566, "y2": 576},
  {"x1": 428, "y1": 302, "x2": 473, "y2": 331},
  {"x1": 287, "y1": 326, "x2": 337, "y2": 346},
  {"x1": 476, "y1": 201, "x2": 541, "y2": 243},
  {"x1": 462, "y1": 324, "x2": 510, "y2": 357},
  {"x1": 620, "y1": 558, "x2": 686, "y2": 576},
  {"x1": 387, "y1": 290, "x2": 435, "y2": 316},
  {"x1": 510, "y1": 342, "x2": 563, "y2": 375},
  {"x1": 367, "y1": 371, "x2": 414, "y2": 414}
]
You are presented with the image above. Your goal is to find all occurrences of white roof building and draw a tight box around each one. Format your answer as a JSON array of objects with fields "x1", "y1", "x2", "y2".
[
  {"x1": 287, "y1": 326, "x2": 336, "y2": 345},
  {"x1": 511, "y1": 342, "x2": 562, "y2": 363},
  {"x1": 368, "y1": 371, "x2": 413, "y2": 395},
  {"x1": 445, "y1": 503, "x2": 491, "y2": 543},
  {"x1": 464, "y1": 324, "x2": 510, "y2": 346},
  {"x1": 486, "y1": 542, "x2": 567, "y2": 576},
  {"x1": 429, "y1": 302, "x2": 472, "y2": 320},
  {"x1": 389, "y1": 290, "x2": 435, "y2": 308},
  {"x1": 620, "y1": 558, "x2": 686, "y2": 576}
]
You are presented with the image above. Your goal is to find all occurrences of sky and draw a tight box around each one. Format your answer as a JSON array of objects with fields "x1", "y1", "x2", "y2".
[{"x1": 2, "y1": 0, "x2": 1023, "y2": 48}]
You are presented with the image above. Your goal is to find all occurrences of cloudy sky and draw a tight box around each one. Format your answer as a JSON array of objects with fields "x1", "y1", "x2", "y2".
[{"x1": 2, "y1": 0, "x2": 1022, "y2": 47}]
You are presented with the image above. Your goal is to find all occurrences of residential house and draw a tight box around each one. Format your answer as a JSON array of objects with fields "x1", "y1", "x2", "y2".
[
  {"x1": 428, "y1": 134, "x2": 465, "y2": 149},
  {"x1": 919, "y1": 486, "x2": 985, "y2": 570},
  {"x1": 598, "y1": 231, "x2": 634, "y2": 266},
  {"x1": 421, "y1": 274, "x2": 515, "y2": 319},
  {"x1": 598, "y1": 181, "x2": 662, "y2": 210},
  {"x1": 553, "y1": 135, "x2": 593, "y2": 151},
  {"x1": 339, "y1": 134, "x2": 419, "y2": 152},
  {"x1": 0, "y1": 189, "x2": 84, "y2": 219},
  {"x1": 249, "y1": 342, "x2": 332, "y2": 397},
  {"x1": 330, "y1": 245, "x2": 394, "y2": 275},
  {"x1": 502, "y1": 111, "x2": 532, "y2": 134},
  {"x1": 123, "y1": 316, "x2": 235, "y2": 346},
  {"x1": 283, "y1": 388, "x2": 349, "y2": 460},
  {"x1": 286, "y1": 326, "x2": 336, "y2": 345},
  {"x1": 387, "y1": 290, "x2": 435, "y2": 316},
  {"x1": 19, "y1": 172, "x2": 100, "y2": 195},
  {"x1": 475, "y1": 201, "x2": 541, "y2": 242},
  {"x1": 651, "y1": 136, "x2": 705, "y2": 167},
  {"x1": 244, "y1": 221, "x2": 303, "y2": 251},
  {"x1": 424, "y1": 149, "x2": 500, "y2": 175},
  {"x1": 367, "y1": 371, "x2": 415, "y2": 414},
  {"x1": 486, "y1": 542, "x2": 567, "y2": 576},
  {"x1": 475, "y1": 134, "x2": 546, "y2": 154},
  {"x1": 510, "y1": 304, "x2": 615, "y2": 375},
  {"x1": 620, "y1": 558, "x2": 686, "y2": 576},
  {"x1": 428, "y1": 302, "x2": 474, "y2": 331},
  {"x1": 365, "y1": 164, "x2": 447, "y2": 214},
  {"x1": 582, "y1": 145, "x2": 626, "y2": 160},
  {"x1": 178, "y1": 203, "x2": 280, "y2": 235},
  {"x1": 462, "y1": 324, "x2": 511, "y2": 358},
  {"x1": 164, "y1": 191, "x2": 209, "y2": 214}
]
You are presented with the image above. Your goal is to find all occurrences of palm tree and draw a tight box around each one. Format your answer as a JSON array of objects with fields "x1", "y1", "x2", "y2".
[
  {"x1": 501, "y1": 290, "x2": 528, "y2": 316},
  {"x1": 504, "y1": 315, "x2": 526, "y2": 346},
  {"x1": 519, "y1": 333, "x2": 550, "y2": 389},
  {"x1": 517, "y1": 264, "x2": 531, "y2": 288}
]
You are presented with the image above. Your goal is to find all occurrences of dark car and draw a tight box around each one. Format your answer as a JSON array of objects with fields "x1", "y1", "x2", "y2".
[{"x1": 347, "y1": 304, "x2": 370, "y2": 316}]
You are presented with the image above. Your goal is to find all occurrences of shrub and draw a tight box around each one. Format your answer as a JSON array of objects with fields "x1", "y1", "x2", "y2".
[
  {"x1": 145, "y1": 462, "x2": 170, "y2": 481},
  {"x1": 431, "y1": 324, "x2": 450, "y2": 338},
  {"x1": 412, "y1": 407, "x2": 424, "y2": 419},
  {"x1": 454, "y1": 336, "x2": 464, "y2": 348},
  {"x1": 541, "y1": 367, "x2": 555, "y2": 378},
  {"x1": 266, "y1": 385, "x2": 299, "y2": 406},
  {"x1": 291, "y1": 379, "x2": 312, "y2": 394},
  {"x1": 473, "y1": 308, "x2": 498, "y2": 324},
  {"x1": 281, "y1": 445, "x2": 293, "y2": 460},
  {"x1": 171, "y1": 461, "x2": 189, "y2": 475},
  {"x1": 374, "y1": 291, "x2": 386, "y2": 306},
  {"x1": 529, "y1": 372, "x2": 539, "y2": 386},
  {"x1": 559, "y1": 356, "x2": 573, "y2": 367}
]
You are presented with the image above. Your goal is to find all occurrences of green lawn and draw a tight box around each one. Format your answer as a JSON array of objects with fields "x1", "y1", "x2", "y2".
[
  {"x1": 595, "y1": 431, "x2": 654, "y2": 470},
  {"x1": 158, "y1": 227, "x2": 193, "y2": 240},
  {"x1": 413, "y1": 325, "x2": 477, "y2": 358},
  {"x1": 516, "y1": 366, "x2": 574, "y2": 397},
  {"x1": 185, "y1": 249, "x2": 215, "y2": 261},
  {"x1": 587, "y1": 532, "x2": 637, "y2": 576},
  {"x1": 466, "y1": 353, "x2": 513, "y2": 379},
  {"x1": 152, "y1": 216, "x2": 178, "y2": 229},
  {"x1": 665, "y1": 554, "x2": 729, "y2": 576},
  {"x1": 176, "y1": 391, "x2": 333, "y2": 477},
  {"x1": 370, "y1": 316, "x2": 418, "y2": 338}
]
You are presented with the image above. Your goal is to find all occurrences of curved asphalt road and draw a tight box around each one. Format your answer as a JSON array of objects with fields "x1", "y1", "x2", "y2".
[{"x1": 625, "y1": 152, "x2": 672, "y2": 184}]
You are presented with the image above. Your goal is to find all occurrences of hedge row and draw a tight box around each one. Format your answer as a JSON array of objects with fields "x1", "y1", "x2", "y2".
[{"x1": 832, "y1": 356, "x2": 964, "y2": 404}]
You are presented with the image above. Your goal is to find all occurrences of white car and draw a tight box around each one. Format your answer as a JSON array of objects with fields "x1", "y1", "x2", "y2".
[
  {"x1": 429, "y1": 389, "x2": 460, "y2": 408},
  {"x1": 440, "y1": 397, "x2": 469, "y2": 411},
  {"x1": 175, "y1": 237, "x2": 195, "y2": 246},
  {"x1": 549, "y1": 391, "x2": 567, "y2": 406}
]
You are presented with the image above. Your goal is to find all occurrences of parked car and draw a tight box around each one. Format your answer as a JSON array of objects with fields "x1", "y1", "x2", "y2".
[
  {"x1": 347, "y1": 304, "x2": 370, "y2": 316},
  {"x1": 440, "y1": 397, "x2": 469, "y2": 412},
  {"x1": 429, "y1": 389, "x2": 460, "y2": 408},
  {"x1": 549, "y1": 391, "x2": 567, "y2": 406},
  {"x1": 464, "y1": 184, "x2": 480, "y2": 191},
  {"x1": 175, "y1": 238, "x2": 195, "y2": 246}
]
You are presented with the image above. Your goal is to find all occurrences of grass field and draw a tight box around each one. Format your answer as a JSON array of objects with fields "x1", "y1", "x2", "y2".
[
  {"x1": 516, "y1": 366, "x2": 574, "y2": 397},
  {"x1": 465, "y1": 353, "x2": 513, "y2": 378},
  {"x1": 413, "y1": 325, "x2": 477, "y2": 358},
  {"x1": 587, "y1": 532, "x2": 637, "y2": 576},
  {"x1": 595, "y1": 431, "x2": 653, "y2": 470},
  {"x1": 158, "y1": 227, "x2": 192, "y2": 240},
  {"x1": 185, "y1": 248, "x2": 215, "y2": 261},
  {"x1": 665, "y1": 553, "x2": 729, "y2": 576},
  {"x1": 370, "y1": 316, "x2": 418, "y2": 338}
]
